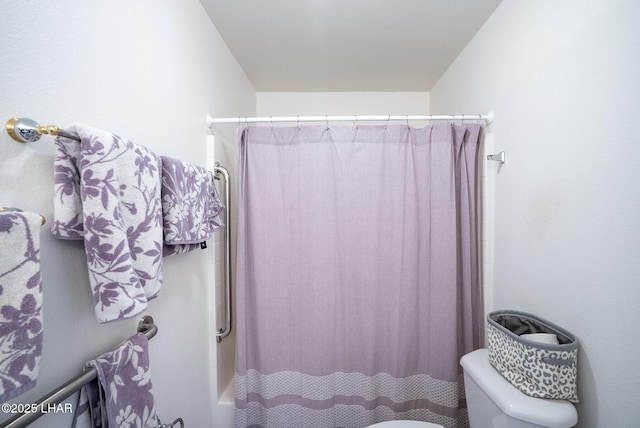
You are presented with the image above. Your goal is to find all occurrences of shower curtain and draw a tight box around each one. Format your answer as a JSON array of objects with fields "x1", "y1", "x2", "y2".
[{"x1": 235, "y1": 123, "x2": 484, "y2": 428}]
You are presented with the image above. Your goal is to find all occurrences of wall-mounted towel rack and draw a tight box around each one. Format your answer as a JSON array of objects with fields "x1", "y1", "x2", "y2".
[
  {"x1": 0, "y1": 316, "x2": 158, "y2": 428},
  {"x1": 0, "y1": 207, "x2": 46, "y2": 225},
  {"x1": 5, "y1": 117, "x2": 80, "y2": 143},
  {"x1": 213, "y1": 163, "x2": 232, "y2": 343}
]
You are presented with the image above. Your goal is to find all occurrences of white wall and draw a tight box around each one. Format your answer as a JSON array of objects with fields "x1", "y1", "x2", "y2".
[
  {"x1": 0, "y1": 1, "x2": 254, "y2": 427},
  {"x1": 257, "y1": 92, "x2": 429, "y2": 119},
  {"x1": 431, "y1": 1, "x2": 640, "y2": 426}
]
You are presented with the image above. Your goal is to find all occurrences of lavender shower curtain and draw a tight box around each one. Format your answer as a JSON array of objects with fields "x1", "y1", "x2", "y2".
[{"x1": 235, "y1": 123, "x2": 484, "y2": 428}]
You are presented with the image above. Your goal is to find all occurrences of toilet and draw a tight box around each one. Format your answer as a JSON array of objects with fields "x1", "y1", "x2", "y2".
[
  {"x1": 367, "y1": 422, "x2": 442, "y2": 428},
  {"x1": 460, "y1": 349, "x2": 578, "y2": 428}
]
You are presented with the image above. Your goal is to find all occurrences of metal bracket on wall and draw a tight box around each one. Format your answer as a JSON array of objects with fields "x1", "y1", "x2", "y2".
[{"x1": 487, "y1": 151, "x2": 506, "y2": 165}]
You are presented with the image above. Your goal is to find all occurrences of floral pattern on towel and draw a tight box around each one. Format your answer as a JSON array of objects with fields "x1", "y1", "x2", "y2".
[
  {"x1": 52, "y1": 125, "x2": 163, "y2": 323},
  {"x1": 160, "y1": 156, "x2": 224, "y2": 255},
  {"x1": 0, "y1": 211, "x2": 43, "y2": 402},
  {"x1": 73, "y1": 333, "x2": 157, "y2": 428}
]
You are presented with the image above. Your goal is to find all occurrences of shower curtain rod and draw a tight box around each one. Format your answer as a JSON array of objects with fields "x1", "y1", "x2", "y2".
[{"x1": 206, "y1": 112, "x2": 493, "y2": 126}]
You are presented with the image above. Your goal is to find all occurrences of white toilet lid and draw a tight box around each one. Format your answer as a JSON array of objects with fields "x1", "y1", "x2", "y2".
[{"x1": 367, "y1": 421, "x2": 443, "y2": 428}]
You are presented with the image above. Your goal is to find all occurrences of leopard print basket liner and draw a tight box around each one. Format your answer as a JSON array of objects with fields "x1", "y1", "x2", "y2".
[{"x1": 487, "y1": 310, "x2": 579, "y2": 403}]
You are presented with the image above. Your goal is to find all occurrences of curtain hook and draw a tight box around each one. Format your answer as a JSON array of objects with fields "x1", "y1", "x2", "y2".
[
  {"x1": 353, "y1": 114, "x2": 360, "y2": 141},
  {"x1": 270, "y1": 116, "x2": 273, "y2": 130},
  {"x1": 325, "y1": 115, "x2": 329, "y2": 130},
  {"x1": 385, "y1": 114, "x2": 390, "y2": 130},
  {"x1": 296, "y1": 115, "x2": 301, "y2": 130},
  {"x1": 406, "y1": 115, "x2": 410, "y2": 129}
]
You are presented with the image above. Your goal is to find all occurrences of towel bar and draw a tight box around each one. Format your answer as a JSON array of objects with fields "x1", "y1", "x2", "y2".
[{"x1": 0, "y1": 316, "x2": 158, "y2": 428}]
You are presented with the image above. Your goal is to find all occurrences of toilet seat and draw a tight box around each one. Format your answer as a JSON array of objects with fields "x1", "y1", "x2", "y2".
[{"x1": 367, "y1": 421, "x2": 443, "y2": 428}]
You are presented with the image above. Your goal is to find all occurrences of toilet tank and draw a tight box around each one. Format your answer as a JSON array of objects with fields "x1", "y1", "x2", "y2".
[{"x1": 460, "y1": 349, "x2": 577, "y2": 428}]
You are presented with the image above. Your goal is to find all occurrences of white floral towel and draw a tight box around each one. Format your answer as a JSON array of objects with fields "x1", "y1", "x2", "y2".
[
  {"x1": 0, "y1": 210, "x2": 44, "y2": 402},
  {"x1": 72, "y1": 333, "x2": 157, "y2": 428},
  {"x1": 160, "y1": 156, "x2": 224, "y2": 256},
  {"x1": 52, "y1": 124, "x2": 163, "y2": 323}
]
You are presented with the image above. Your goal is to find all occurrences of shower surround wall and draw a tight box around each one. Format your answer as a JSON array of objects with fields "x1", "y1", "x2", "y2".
[
  {"x1": 0, "y1": 1, "x2": 254, "y2": 426},
  {"x1": 431, "y1": 1, "x2": 640, "y2": 426}
]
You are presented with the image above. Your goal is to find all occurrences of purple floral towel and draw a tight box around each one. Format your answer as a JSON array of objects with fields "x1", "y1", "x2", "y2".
[
  {"x1": 160, "y1": 156, "x2": 224, "y2": 256},
  {"x1": 52, "y1": 124, "x2": 163, "y2": 323},
  {"x1": 0, "y1": 211, "x2": 43, "y2": 402},
  {"x1": 72, "y1": 333, "x2": 157, "y2": 427}
]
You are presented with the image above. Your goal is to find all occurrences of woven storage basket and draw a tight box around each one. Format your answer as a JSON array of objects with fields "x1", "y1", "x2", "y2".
[{"x1": 487, "y1": 310, "x2": 579, "y2": 402}]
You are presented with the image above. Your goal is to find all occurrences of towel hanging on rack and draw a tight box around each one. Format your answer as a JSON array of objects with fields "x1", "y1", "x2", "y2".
[
  {"x1": 159, "y1": 156, "x2": 224, "y2": 257},
  {"x1": 51, "y1": 124, "x2": 163, "y2": 323},
  {"x1": 1, "y1": 316, "x2": 158, "y2": 428},
  {"x1": 0, "y1": 209, "x2": 44, "y2": 402},
  {"x1": 73, "y1": 332, "x2": 158, "y2": 428}
]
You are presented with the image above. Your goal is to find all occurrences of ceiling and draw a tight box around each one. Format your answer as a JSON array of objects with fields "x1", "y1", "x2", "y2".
[{"x1": 200, "y1": 0, "x2": 502, "y2": 92}]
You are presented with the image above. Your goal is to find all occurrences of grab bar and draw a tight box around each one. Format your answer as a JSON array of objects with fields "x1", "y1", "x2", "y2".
[
  {"x1": 0, "y1": 316, "x2": 158, "y2": 428},
  {"x1": 214, "y1": 163, "x2": 232, "y2": 343}
]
